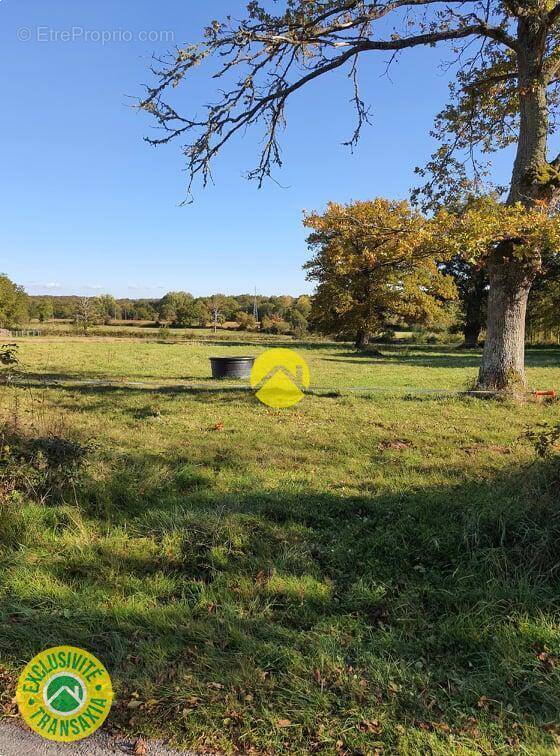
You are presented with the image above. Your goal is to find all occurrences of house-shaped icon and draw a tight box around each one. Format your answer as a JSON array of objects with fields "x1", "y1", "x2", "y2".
[
  {"x1": 254, "y1": 364, "x2": 306, "y2": 408},
  {"x1": 253, "y1": 364, "x2": 305, "y2": 392}
]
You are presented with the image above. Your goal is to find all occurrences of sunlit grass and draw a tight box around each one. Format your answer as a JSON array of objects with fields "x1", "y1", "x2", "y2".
[
  {"x1": 11, "y1": 336, "x2": 560, "y2": 392},
  {"x1": 0, "y1": 336, "x2": 559, "y2": 753}
]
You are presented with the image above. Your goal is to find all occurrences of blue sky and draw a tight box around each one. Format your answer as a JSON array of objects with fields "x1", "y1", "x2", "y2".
[{"x1": 1, "y1": 1, "x2": 514, "y2": 298}]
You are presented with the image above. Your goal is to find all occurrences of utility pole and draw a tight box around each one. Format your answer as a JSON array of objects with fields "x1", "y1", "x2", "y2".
[
  {"x1": 253, "y1": 287, "x2": 259, "y2": 323},
  {"x1": 212, "y1": 297, "x2": 219, "y2": 333}
]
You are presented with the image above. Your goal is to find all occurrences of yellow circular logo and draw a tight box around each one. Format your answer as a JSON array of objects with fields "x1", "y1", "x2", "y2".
[
  {"x1": 16, "y1": 646, "x2": 113, "y2": 742},
  {"x1": 250, "y1": 348, "x2": 310, "y2": 408}
]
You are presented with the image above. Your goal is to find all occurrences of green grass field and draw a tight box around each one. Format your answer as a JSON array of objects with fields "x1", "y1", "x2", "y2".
[{"x1": 0, "y1": 336, "x2": 559, "y2": 754}]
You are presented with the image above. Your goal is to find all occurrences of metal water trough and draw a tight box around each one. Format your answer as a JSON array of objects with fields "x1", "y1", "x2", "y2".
[{"x1": 209, "y1": 356, "x2": 255, "y2": 379}]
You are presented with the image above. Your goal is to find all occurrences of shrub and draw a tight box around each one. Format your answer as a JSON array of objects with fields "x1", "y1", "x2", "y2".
[
  {"x1": 0, "y1": 344, "x2": 19, "y2": 384},
  {"x1": 0, "y1": 425, "x2": 88, "y2": 504},
  {"x1": 235, "y1": 312, "x2": 258, "y2": 331},
  {"x1": 527, "y1": 423, "x2": 560, "y2": 458},
  {"x1": 0, "y1": 344, "x2": 19, "y2": 366},
  {"x1": 261, "y1": 315, "x2": 291, "y2": 335},
  {"x1": 409, "y1": 331, "x2": 431, "y2": 344}
]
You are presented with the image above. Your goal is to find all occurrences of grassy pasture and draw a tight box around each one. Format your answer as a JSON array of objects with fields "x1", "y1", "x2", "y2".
[
  {"x1": 0, "y1": 336, "x2": 559, "y2": 754},
  {"x1": 10, "y1": 335, "x2": 560, "y2": 391}
]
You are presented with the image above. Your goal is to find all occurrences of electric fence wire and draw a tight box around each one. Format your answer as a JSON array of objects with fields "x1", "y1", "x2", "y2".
[{"x1": 8, "y1": 376, "x2": 552, "y2": 397}]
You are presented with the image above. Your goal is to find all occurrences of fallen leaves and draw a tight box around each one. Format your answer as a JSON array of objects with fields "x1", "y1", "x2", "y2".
[
  {"x1": 183, "y1": 695, "x2": 201, "y2": 711},
  {"x1": 418, "y1": 720, "x2": 451, "y2": 734},
  {"x1": 133, "y1": 738, "x2": 147, "y2": 756},
  {"x1": 537, "y1": 649, "x2": 557, "y2": 673},
  {"x1": 377, "y1": 439, "x2": 413, "y2": 452},
  {"x1": 357, "y1": 719, "x2": 381, "y2": 734}
]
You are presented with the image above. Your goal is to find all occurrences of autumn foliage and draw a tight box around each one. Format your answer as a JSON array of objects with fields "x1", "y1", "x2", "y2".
[
  {"x1": 304, "y1": 199, "x2": 457, "y2": 345},
  {"x1": 304, "y1": 196, "x2": 560, "y2": 347},
  {"x1": 432, "y1": 197, "x2": 560, "y2": 269}
]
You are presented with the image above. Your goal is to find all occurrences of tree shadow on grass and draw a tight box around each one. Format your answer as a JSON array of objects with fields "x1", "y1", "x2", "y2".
[
  {"x1": 0, "y1": 444, "x2": 559, "y2": 752},
  {"x1": 324, "y1": 350, "x2": 483, "y2": 369},
  {"x1": 325, "y1": 346, "x2": 560, "y2": 370},
  {"x1": 14, "y1": 370, "x2": 218, "y2": 384},
  {"x1": 12, "y1": 374, "x2": 253, "y2": 401}
]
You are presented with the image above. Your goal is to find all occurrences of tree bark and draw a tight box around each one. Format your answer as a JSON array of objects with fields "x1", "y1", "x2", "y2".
[
  {"x1": 355, "y1": 329, "x2": 370, "y2": 350},
  {"x1": 477, "y1": 18, "x2": 548, "y2": 391},
  {"x1": 478, "y1": 246, "x2": 534, "y2": 390}
]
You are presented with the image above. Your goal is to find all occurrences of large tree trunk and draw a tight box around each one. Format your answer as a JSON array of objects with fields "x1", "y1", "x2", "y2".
[
  {"x1": 355, "y1": 329, "x2": 370, "y2": 350},
  {"x1": 478, "y1": 247, "x2": 534, "y2": 390},
  {"x1": 463, "y1": 321, "x2": 483, "y2": 349},
  {"x1": 477, "y1": 19, "x2": 548, "y2": 391}
]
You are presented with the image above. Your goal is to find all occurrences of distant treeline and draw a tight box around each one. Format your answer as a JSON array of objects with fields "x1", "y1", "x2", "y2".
[
  {"x1": 4, "y1": 281, "x2": 558, "y2": 345},
  {"x1": 28, "y1": 292, "x2": 313, "y2": 336}
]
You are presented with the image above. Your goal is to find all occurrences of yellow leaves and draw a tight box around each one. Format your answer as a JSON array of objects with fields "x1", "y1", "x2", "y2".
[
  {"x1": 304, "y1": 198, "x2": 428, "y2": 267},
  {"x1": 304, "y1": 197, "x2": 457, "y2": 337},
  {"x1": 431, "y1": 196, "x2": 560, "y2": 265},
  {"x1": 133, "y1": 738, "x2": 148, "y2": 756},
  {"x1": 305, "y1": 193, "x2": 560, "y2": 342}
]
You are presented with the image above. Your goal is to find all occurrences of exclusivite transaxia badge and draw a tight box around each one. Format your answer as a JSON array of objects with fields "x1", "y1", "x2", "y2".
[{"x1": 16, "y1": 645, "x2": 113, "y2": 742}]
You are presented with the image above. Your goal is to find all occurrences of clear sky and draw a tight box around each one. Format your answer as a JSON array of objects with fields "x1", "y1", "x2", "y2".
[{"x1": 1, "y1": 0, "x2": 515, "y2": 298}]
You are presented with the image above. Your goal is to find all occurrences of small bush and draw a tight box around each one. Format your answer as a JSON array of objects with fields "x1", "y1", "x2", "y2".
[
  {"x1": 0, "y1": 426, "x2": 87, "y2": 504},
  {"x1": 235, "y1": 312, "x2": 258, "y2": 331},
  {"x1": 0, "y1": 344, "x2": 19, "y2": 385},
  {"x1": 408, "y1": 331, "x2": 431, "y2": 345},
  {"x1": 0, "y1": 344, "x2": 19, "y2": 366},
  {"x1": 527, "y1": 422, "x2": 560, "y2": 458}
]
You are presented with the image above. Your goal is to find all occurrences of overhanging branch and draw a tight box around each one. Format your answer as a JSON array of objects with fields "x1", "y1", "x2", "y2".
[{"x1": 140, "y1": 1, "x2": 520, "y2": 197}]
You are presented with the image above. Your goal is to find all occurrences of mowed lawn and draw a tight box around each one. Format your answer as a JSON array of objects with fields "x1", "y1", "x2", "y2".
[{"x1": 0, "y1": 336, "x2": 559, "y2": 754}]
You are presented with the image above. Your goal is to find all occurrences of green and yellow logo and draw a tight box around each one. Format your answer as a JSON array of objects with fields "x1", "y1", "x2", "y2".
[
  {"x1": 16, "y1": 646, "x2": 113, "y2": 742},
  {"x1": 250, "y1": 348, "x2": 310, "y2": 408}
]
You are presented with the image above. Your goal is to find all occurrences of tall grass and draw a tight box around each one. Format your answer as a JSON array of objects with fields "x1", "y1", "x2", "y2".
[{"x1": 0, "y1": 340, "x2": 558, "y2": 753}]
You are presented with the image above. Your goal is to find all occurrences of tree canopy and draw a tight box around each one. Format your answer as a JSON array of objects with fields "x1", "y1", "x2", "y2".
[
  {"x1": 0, "y1": 275, "x2": 28, "y2": 329},
  {"x1": 304, "y1": 199, "x2": 456, "y2": 345},
  {"x1": 432, "y1": 196, "x2": 560, "y2": 267}
]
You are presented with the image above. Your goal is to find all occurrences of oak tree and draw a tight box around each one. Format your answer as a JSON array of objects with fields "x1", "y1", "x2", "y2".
[
  {"x1": 433, "y1": 196, "x2": 560, "y2": 383},
  {"x1": 304, "y1": 199, "x2": 456, "y2": 346}
]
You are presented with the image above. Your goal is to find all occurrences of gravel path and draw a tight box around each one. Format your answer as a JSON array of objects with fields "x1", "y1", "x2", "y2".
[{"x1": 0, "y1": 722, "x2": 193, "y2": 755}]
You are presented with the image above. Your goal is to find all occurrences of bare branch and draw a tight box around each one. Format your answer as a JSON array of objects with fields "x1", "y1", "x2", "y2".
[{"x1": 139, "y1": 1, "x2": 520, "y2": 197}]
